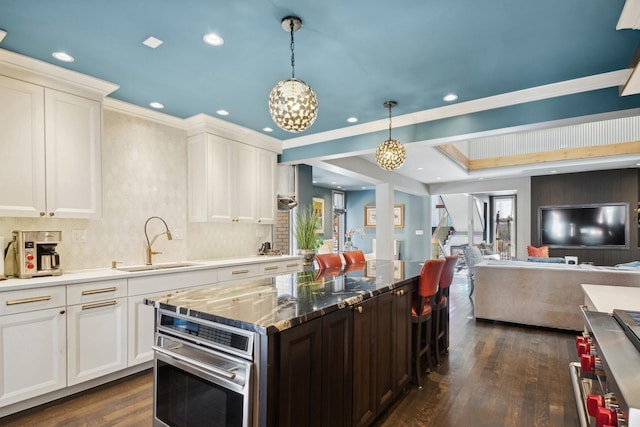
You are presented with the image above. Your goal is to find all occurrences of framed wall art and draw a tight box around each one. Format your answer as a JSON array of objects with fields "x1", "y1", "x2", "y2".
[
  {"x1": 312, "y1": 197, "x2": 325, "y2": 233},
  {"x1": 364, "y1": 204, "x2": 404, "y2": 228}
]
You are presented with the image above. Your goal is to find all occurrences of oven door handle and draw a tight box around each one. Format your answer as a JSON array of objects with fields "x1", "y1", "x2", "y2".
[{"x1": 152, "y1": 345, "x2": 237, "y2": 380}]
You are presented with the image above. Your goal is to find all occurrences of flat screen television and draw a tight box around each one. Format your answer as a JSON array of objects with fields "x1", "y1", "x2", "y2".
[{"x1": 538, "y1": 203, "x2": 629, "y2": 248}]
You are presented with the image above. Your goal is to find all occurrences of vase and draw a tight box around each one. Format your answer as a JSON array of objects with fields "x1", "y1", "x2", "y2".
[
  {"x1": 299, "y1": 248, "x2": 317, "y2": 266},
  {"x1": 345, "y1": 238, "x2": 353, "y2": 250}
]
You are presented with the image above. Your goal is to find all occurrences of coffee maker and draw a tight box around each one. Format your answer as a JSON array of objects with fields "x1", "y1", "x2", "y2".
[{"x1": 11, "y1": 231, "x2": 62, "y2": 278}]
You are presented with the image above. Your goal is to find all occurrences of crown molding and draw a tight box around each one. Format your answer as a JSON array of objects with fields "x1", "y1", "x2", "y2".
[
  {"x1": 0, "y1": 48, "x2": 118, "y2": 100},
  {"x1": 103, "y1": 98, "x2": 187, "y2": 129},
  {"x1": 184, "y1": 113, "x2": 282, "y2": 153},
  {"x1": 282, "y1": 70, "x2": 632, "y2": 150}
]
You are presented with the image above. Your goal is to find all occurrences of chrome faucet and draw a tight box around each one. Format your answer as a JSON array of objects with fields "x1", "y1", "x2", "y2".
[{"x1": 144, "y1": 216, "x2": 173, "y2": 265}]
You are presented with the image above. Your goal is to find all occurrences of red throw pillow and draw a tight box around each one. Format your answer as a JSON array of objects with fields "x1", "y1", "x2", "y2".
[{"x1": 527, "y1": 245, "x2": 549, "y2": 258}]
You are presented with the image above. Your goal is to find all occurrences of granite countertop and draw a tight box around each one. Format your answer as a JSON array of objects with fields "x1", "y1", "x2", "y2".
[
  {"x1": 145, "y1": 260, "x2": 423, "y2": 335},
  {"x1": 0, "y1": 255, "x2": 303, "y2": 291}
]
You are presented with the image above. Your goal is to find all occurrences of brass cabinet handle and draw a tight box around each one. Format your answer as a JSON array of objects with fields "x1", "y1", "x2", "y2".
[
  {"x1": 6, "y1": 295, "x2": 52, "y2": 306},
  {"x1": 82, "y1": 287, "x2": 117, "y2": 296},
  {"x1": 286, "y1": 263, "x2": 300, "y2": 268},
  {"x1": 395, "y1": 289, "x2": 405, "y2": 296},
  {"x1": 39, "y1": 212, "x2": 46, "y2": 217},
  {"x1": 355, "y1": 306, "x2": 363, "y2": 314},
  {"x1": 264, "y1": 266, "x2": 279, "y2": 271},
  {"x1": 232, "y1": 269, "x2": 250, "y2": 275},
  {"x1": 49, "y1": 212, "x2": 55, "y2": 217},
  {"x1": 82, "y1": 301, "x2": 117, "y2": 311}
]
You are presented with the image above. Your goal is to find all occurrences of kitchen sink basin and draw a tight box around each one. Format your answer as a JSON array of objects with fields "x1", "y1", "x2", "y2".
[{"x1": 116, "y1": 262, "x2": 200, "y2": 272}]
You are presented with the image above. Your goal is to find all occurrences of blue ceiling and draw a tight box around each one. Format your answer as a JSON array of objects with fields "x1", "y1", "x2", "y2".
[{"x1": 2, "y1": 0, "x2": 640, "y2": 142}]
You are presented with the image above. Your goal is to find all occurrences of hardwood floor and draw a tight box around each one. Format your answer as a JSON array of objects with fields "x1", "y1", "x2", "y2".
[{"x1": 1, "y1": 271, "x2": 580, "y2": 427}]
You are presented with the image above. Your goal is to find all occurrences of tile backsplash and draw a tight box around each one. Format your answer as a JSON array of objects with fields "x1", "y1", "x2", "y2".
[{"x1": 0, "y1": 109, "x2": 273, "y2": 272}]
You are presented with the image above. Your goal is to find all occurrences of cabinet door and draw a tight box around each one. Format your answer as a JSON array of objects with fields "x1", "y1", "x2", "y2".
[
  {"x1": 352, "y1": 298, "x2": 377, "y2": 427},
  {"x1": 0, "y1": 308, "x2": 66, "y2": 407},
  {"x1": 67, "y1": 297, "x2": 127, "y2": 386},
  {"x1": 0, "y1": 75, "x2": 46, "y2": 217},
  {"x1": 375, "y1": 292, "x2": 395, "y2": 412},
  {"x1": 127, "y1": 294, "x2": 156, "y2": 366},
  {"x1": 256, "y1": 148, "x2": 277, "y2": 224},
  {"x1": 44, "y1": 89, "x2": 102, "y2": 218},
  {"x1": 322, "y1": 308, "x2": 353, "y2": 427},
  {"x1": 278, "y1": 317, "x2": 322, "y2": 427},
  {"x1": 392, "y1": 285, "x2": 411, "y2": 392},
  {"x1": 206, "y1": 134, "x2": 235, "y2": 221},
  {"x1": 234, "y1": 142, "x2": 257, "y2": 222}
]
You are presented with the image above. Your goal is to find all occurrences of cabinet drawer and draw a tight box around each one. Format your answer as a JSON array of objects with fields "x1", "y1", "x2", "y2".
[
  {"x1": 67, "y1": 280, "x2": 127, "y2": 305},
  {"x1": 283, "y1": 259, "x2": 303, "y2": 273},
  {"x1": 259, "y1": 261, "x2": 285, "y2": 276},
  {"x1": 128, "y1": 269, "x2": 218, "y2": 296},
  {"x1": 0, "y1": 286, "x2": 66, "y2": 316},
  {"x1": 217, "y1": 264, "x2": 260, "y2": 282}
]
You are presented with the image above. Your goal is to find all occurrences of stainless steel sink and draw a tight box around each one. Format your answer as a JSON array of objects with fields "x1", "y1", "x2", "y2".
[{"x1": 116, "y1": 262, "x2": 200, "y2": 272}]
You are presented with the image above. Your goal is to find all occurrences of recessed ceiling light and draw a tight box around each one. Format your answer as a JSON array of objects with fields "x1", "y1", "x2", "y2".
[
  {"x1": 52, "y1": 51, "x2": 74, "y2": 62},
  {"x1": 417, "y1": 167, "x2": 424, "y2": 170},
  {"x1": 143, "y1": 36, "x2": 164, "y2": 49},
  {"x1": 443, "y1": 93, "x2": 458, "y2": 102},
  {"x1": 331, "y1": 181, "x2": 337, "y2": 185},
  {"x1": 346, "y1": 117, "x2": 358, "y2": 123},
  {"x1": 361, "y1": 186, "x2": 367, "y2": 190},
  {"x1": 216, "y1": 109, "x2": 229, "y2": 116},
  {"x1": 436, "y1": 177, "x2": 442, "y2": 180},
  {"x1": 149, "y1": 102, "x2": 165, "y2": 109},
  {"x1": 337, "y1": 186, "x2": 342, "y2": 189},
  {"x1": 263, "y1": 127, "x2": 273, "y2": 133},
  {"x1": 550, "y1": 170, "x2": 558, "y2": 174},
  {"x1": 203, "y1": 33, "x2": 224, "y2": 47},
  {"x1": 312, "y1": 180, "x2": 317, "y2": 184}
]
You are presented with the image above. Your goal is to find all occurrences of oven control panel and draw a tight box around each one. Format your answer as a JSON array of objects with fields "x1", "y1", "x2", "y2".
[{"x1": 157, "y1": 310, "x2": 255, "y2": 360}]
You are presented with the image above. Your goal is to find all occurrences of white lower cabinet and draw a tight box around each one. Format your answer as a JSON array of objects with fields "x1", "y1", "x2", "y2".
[
  {"x1": 127, "y1": 293, "x2": 156, "y2": 366},
  {"x1": 0, "y1": 307, "x2": 66, "y2": 407},
  {"x1": 66, "y1": 296, "x2": 127, "y2": 386}
]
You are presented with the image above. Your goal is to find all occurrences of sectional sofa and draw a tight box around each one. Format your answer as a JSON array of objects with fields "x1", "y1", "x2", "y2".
[{"x1": 474, "y1": 259, "x2": 640, "y2": 331}]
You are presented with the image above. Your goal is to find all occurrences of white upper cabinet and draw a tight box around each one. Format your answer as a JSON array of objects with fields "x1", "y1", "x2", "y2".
[
  {"x1": 0, "y1": 76, "x2": 46, "y2": 217},
  {"x1": 0, "y1": 78, "x2": 103, "y2": 219},
  {"x1": 189, "y1": 133, "x2": 277, "y2": 223},
  {"x1": 256, "y1": 149, "x2": 277, "y2": 224},
  {"x1": 44, "y1": 89, "x2": 102, "y2": 219},
  {"x1": 0, "y1": 49, "x2": 116, "y2": 219}
]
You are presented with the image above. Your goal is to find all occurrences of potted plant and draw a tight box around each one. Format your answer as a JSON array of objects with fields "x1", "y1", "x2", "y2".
[{"x1": 295, "y1": 205, "x2": 320, "y2": 265}]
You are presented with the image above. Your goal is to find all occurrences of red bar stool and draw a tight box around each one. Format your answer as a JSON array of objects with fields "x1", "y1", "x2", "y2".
[
  {"x1": 342, "y1": 250, "x2": 365, "y2": 264},
  {"x1": 433, "y1": 255, "x2": 458, "y2": 365},
  {"x1": 412, "y1": 258, "x2": 445, "y2": 389},
  {"x1": 315, "y1": 253, "x2": 343, "y2": 269}
]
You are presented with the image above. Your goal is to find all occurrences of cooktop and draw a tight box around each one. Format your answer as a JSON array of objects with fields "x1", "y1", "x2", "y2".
[{"x1": 613, "y1": 309, "x2": 640, "y2": 354}]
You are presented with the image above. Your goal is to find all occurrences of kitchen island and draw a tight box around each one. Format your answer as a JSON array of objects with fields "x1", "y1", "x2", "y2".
[{"x1": 145, "y1": 259, "x2": 422, "y2": 427}]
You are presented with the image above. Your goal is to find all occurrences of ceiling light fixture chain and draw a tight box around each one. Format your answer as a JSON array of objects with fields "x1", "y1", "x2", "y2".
[
  {"x1": 289, "y1": 18, "x2": 296, "y2": 78},
  {"x1": 375, "y1": 100, "x2": 406, "y2": 171},
  {"x1": 268, "y1": 15, "x2": 318, "y2": 133}
]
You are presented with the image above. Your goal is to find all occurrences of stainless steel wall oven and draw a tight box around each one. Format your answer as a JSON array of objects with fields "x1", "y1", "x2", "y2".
[{"x1": 153, "y1": 309, "x2": 259, "y2": 427}]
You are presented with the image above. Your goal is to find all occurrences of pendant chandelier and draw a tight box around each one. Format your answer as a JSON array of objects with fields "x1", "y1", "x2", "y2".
[
  {"x1": 268, "y1": 16, "x2": 318, "y2": 133},
  {"x1": 375, "y1": 101, "x2": 406, "y2": 170}
]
